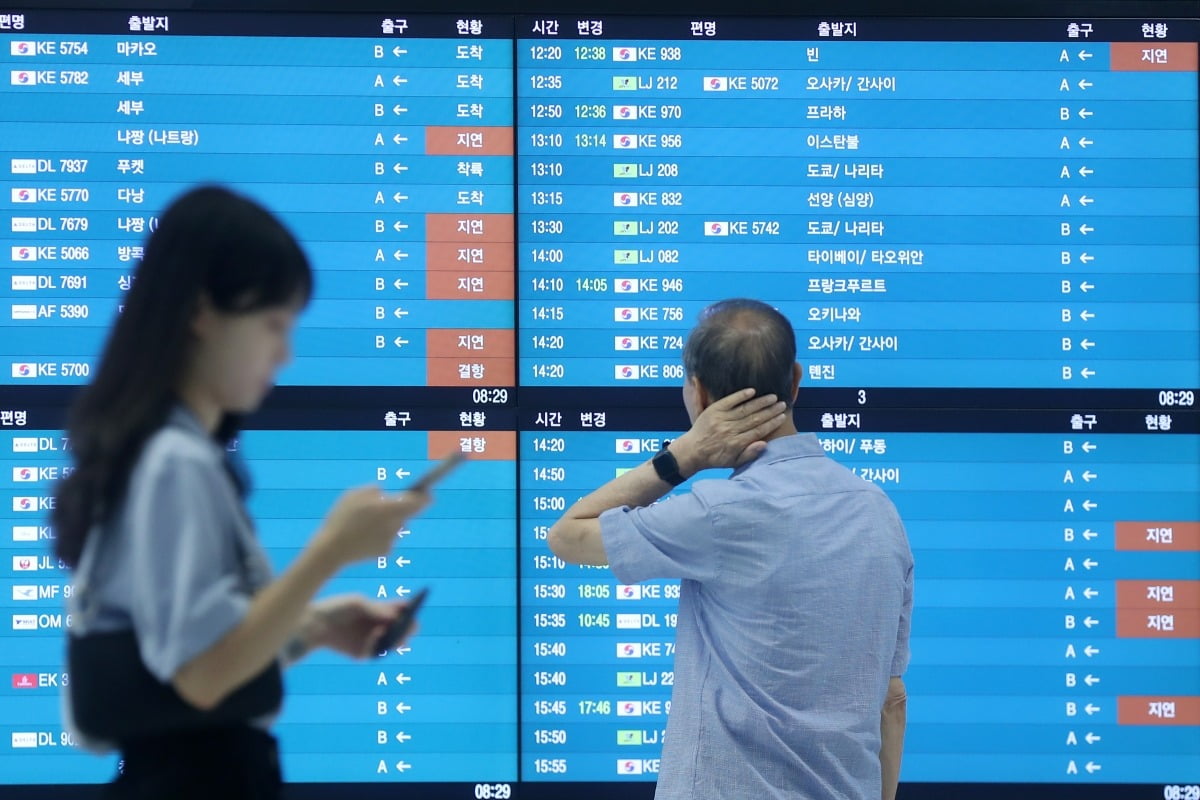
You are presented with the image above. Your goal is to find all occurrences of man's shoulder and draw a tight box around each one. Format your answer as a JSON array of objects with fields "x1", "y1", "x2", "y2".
[
  {"x1": 131, "y1": 425, "x2": 226, "y2": 493},
  {"x1": 691, "y1": 453, "x2": 902, "y2": 534},
  {"x1": 704, "y1": 448, "x2": 880, "y2": 500}
]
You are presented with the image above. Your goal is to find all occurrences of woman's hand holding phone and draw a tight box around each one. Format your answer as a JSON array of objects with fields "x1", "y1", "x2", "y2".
[
  {"x1": 313, "y1": 486, "x2": 430, "y2": 566},
  {"x1": 312, "y1": 452, "x2": 465, "y2": 568},
  {"x1": 301, "y1": 594, "x2": 419, "y2": 659}
]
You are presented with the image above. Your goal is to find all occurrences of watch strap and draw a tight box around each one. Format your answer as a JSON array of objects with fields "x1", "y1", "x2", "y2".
[{"x1": 651, "y1": 446, "x2": 686, "y2": 486}]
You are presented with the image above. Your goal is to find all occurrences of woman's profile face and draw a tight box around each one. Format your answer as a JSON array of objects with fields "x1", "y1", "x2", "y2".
[{"x1": 188, "y1": 298, "x2": 301, "y2": 413}]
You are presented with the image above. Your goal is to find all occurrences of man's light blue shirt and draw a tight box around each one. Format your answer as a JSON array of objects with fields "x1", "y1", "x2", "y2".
[{"x1": 601, "y1": 433, "x2": 913, "y2": 800}]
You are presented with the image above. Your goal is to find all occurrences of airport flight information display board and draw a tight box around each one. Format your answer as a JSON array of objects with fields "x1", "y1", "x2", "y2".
[
  {"x1": 514, "y1": 15, "x2": 1199, "y2": 790},
  {"x1": 2, "y1": 7, "x2": 1198, "y2": 800}
]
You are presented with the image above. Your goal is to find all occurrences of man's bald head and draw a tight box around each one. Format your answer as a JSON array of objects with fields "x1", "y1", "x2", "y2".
[{"x1": 682, "y1": 299, "x2": 798, "y2": 408}]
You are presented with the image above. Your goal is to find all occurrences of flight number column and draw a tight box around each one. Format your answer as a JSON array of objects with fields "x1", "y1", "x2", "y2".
[
  {"x1": 518, "y1": 18, "x2": 693, "y2": 390},
  {"x1": 0, "y1": 413, "x2": 113, "y2": 781},
  {"x1": 520, "y1": 406, "x2": 690, "y2": 782}
]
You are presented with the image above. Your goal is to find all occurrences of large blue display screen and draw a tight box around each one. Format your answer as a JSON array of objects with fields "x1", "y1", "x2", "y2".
[{"x1": 1, "y1": 9, "x2": 1196, "y2": 799}]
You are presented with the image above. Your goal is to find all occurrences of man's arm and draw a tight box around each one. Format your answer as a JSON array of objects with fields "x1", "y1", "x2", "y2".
[
  {"x1": 547, "y1": 459, "x2": 675, "y2": 565},
  {"x1": 880, "y1": 676, "x2": 907, "y2": 800},
  {"x1": 547, "y1": 389, "x2": 788, "y2": 566}
]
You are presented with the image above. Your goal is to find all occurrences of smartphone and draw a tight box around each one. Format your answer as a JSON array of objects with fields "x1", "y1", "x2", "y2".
[
  {"x1": 410, "y1": 451, "x2": 466, "y2": 492},
  {"x1": 373, "y1": 587, "x2": 429, "y2": 657}
]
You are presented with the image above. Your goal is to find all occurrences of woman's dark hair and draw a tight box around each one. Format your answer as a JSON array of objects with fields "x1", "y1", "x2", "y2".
[{"x1": 52, "y1": 185, "x2": 312, "y2": 567}]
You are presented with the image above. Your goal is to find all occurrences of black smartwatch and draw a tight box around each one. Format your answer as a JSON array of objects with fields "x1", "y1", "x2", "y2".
[{"x1": 651, "y1": 445, "x2": 686, "y2": 486}]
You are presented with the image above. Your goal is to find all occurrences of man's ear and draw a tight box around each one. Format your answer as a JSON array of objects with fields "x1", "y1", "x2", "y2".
[
  {"x1": 790, "y1": 362, "x2": 802, "y2": 405},
  {"x1": 694, "y1": 378, "x2": 712, "y2": 413}
]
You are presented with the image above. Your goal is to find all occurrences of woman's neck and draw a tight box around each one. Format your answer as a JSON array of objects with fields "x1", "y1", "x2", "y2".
[{"x1": 177, "y1": 383, "x2": 222, "y2": 433}]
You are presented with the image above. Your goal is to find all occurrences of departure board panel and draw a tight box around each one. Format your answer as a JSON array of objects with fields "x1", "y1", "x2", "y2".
[
  {"x1": 1, "y1": 11, "x2": 515, "y2": 389},
  {"x1": 513, "y1": 13, "x2": 1199, "y2": 793},
  {"x1": 0, "y1": 10, "x2": 522, "y2": 793},
  {"x1": 517, "y1": 396, "x2": 1200, "y2": 785},
  {"x1": 1, "y1": 7, "x2": 1198, "y2": 800},
  {"x1": 3, "y1": 410, "x2": 519, "y2": 785},
  {"x1": 517, "y1": 18, "x2": 1198, "y2": 389}
]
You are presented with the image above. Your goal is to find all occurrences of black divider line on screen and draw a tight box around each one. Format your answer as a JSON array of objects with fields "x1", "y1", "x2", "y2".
[
  {"x1": 3, "y1": 385, "x2": 1194, "y2": 410},
  {"x1": 281, "y1": 783, "x2": 1200, "y2": 800},
  {"x1": 895, "y1": 785, "x2": 1193, "y2": 800},
  {"x1": 511, "y1": 39, "x2": 527, "y2": 784},
  {"x1": 2, "y1": 9, "x2": 1199, "y2": 39},
  {"x1": 3, "y1": 387, "x2": 1198, "y2": 431},
  {"x1": 516, "y1": 386, "x2": 1197, "y2": 410},
  {"x1": 9, "y1": 2, "x2": 1199, "y2": 35},
  {"x1": 520, "y1": 406, "x2": 1200, "y2": 433},
  {"x1": 0, "y1": 782, "x2": 1184, "y2": 799},
  {"x1": 5, "y1": 404, "x2": 1197, "y2": 432},
  {"x1": 508, "y1": 786, "x2": 1188, "y2": 800}
]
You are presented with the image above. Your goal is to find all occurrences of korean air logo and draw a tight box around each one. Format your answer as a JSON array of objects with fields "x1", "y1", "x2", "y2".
[
  {"x1": 614, "y1": 135, "x2": 637, "y2": 150},
  {"x1": 613, "y1": 47, "x2": 637, "y2": 62},
  {"x1": 614, "y1": 307, "x2": 639, "y2": 322},
  {"x1": 615, "y1": 336, "x2": 638, "y2": 352},
  {"x1": 616, "y1": 279, "x2": 637, "y2": 293},
  {"x1": 616, "y1": 642, "x2": 642, "y2": 658},
  {"x1": 615, "y1": 439, "x2": 640, "y2": 454},
  {"x1": 13, "y1": 497, "x2": 35, "y2": 511},
  {"x1": 614, "y1": 105, "x2": 637, "y2": 119},
  {"x1": 12, "y1": 247, "x2": 35, "y2": 261},
  {"x1": 10, "y1": 71, "x2": 33, "y2": 85},
  {"x1": 12, "y1": 188, "x2": 33, "y2": 203},
  {"x1": 617, "y1": 759, "x2": 643, "y2": 775},
  {"x1": 11, "y1": 42, "x2": 35, "y2": 56},
  {"x1": 703, "y1": 76, "x2": 728, "y2": 91},
  {"x1": 704, "y1": 221, "x2": 729, "y2": 236},
  {"x1": 13, "y1": 467, "x2": 35, "y2": 482},
  {"x1": 617, "y1": 701, "x2": 642, "y2": 716},
  {"x1": 615, "y1": 365, "x2": 639, "y2": 380},
  {"x1": 614, "y1": 193, "x2": 637, "y2": 207},
  {"x1": 12, "y1": 363, "x2": 35, "y2": 378},
  {"x1": 617, "y1": 584, "x2": 642, "y2": 600}
]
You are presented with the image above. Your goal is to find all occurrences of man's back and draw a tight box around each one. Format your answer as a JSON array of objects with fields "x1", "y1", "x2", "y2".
[{"x1": 600, "y1": 432, "x2": 913, "y2": 799}]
